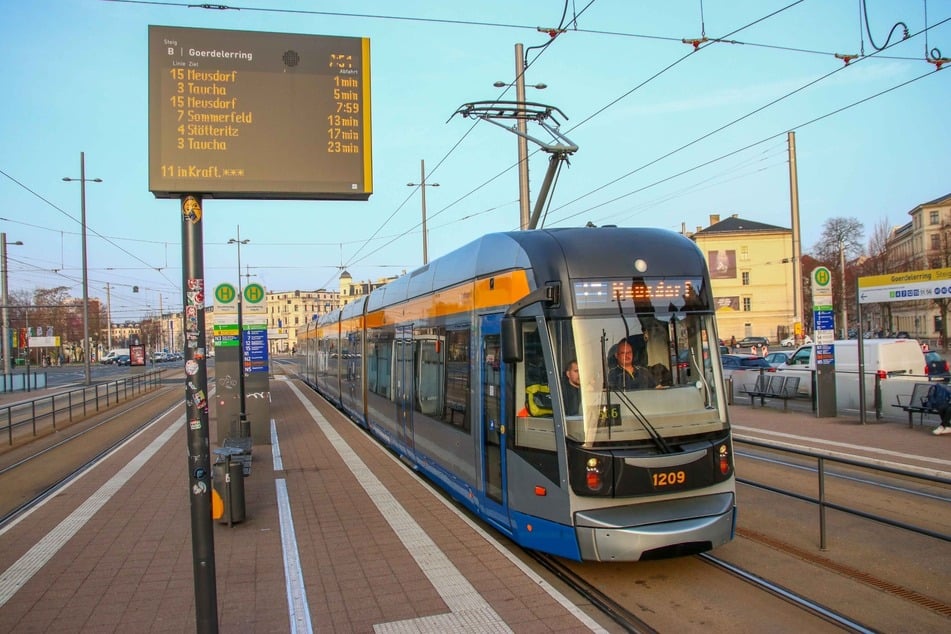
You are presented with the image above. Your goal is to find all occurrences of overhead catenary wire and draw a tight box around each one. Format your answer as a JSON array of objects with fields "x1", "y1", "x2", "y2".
[{"x1": 5, "y1": 1, "x2": 948, "y2": 310}]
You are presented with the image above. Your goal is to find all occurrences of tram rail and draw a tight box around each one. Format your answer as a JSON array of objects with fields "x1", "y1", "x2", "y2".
[
  {"x1": 735, "y1": 437, "x2": 951, "y2": 547},
  {"x1": 0, "y1": 379, "x2": 184, "y2": 530}
]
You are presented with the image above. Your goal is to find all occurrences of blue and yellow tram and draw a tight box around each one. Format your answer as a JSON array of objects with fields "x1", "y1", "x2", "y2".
[{"x1": 298, "y1": 226, "x2": 736, "y2": 561}]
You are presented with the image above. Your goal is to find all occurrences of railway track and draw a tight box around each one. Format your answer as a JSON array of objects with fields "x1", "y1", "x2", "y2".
[
  {"x1": 698, "y1": 553, "x2": 875, "y2": 632},
  {"x1": 0, "y1": 385, "x2": 184, "y2": 529}
]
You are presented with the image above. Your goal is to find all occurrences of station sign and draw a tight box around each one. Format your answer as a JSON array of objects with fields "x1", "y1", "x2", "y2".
[
  {"x1": 857, "y1": 267, "x2": 951, "y2": 304},
  {"x1": 811, "y1": 266, "x2": 833, "y2": 304},
  {"x1": 243, "y1": 282, "x2": 266, "y2": 314},
  {"x1": 214, "y1": 282, "x2": 238, "y2": 313},
  {"x1": 811, "y1": 267, "x2": 835, "y2": 365}
]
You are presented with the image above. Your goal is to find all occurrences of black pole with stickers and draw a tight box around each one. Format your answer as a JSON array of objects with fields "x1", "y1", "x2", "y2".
[{"x1": 181, "y1": 195, "x2": 218, "y2": 633}]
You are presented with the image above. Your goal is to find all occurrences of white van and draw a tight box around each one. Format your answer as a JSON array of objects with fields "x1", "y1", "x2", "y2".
[
  {"x1": 100, "y1": 348, "x2": 130, "y2": 364},
  {"x1": 778, "y1": 339, "x2": 927, "y2": 410}
]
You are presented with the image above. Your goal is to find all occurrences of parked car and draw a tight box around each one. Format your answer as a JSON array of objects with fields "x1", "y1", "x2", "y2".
[
  {"x1": 763, "y1": 351, "x2": 792, "y2": 368},
  {"x1": 780, "y1": 334, "x2": 812, "y2": 347},
  {"x1": 736, "y1": 336, "x2": 769, "y2": 349},
  {"x1": 113, "y1": 354, "x2": 131, "y2": 366},
  {"x1": 720, "y1": 353, "x2": 773, "y2": 381},
  {"x1": 925, "y1": 351, "x2": 950, "y2": 379}
]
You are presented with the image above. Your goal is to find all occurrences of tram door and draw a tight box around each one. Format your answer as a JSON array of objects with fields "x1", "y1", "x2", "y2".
[
  {"x1": 394, "y1": 325, "x2": 416, "y2": 457},
  {"x1": 480, "y1": 314, "x2": 510, "y2": 527}
]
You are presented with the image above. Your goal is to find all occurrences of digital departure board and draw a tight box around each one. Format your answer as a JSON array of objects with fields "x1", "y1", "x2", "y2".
[{"x1": 148, "y1": 25, "x2": 372, "y2": 200}]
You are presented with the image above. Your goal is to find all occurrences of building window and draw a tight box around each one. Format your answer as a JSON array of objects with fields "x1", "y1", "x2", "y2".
[
  {"x1": 931, "y1": 234, "x2": 941, "y2": 250},
  {"x1": 742, "y1": 297, "x2": 751, "y2": 312},
  {"x1": 741, "y1": 271, "x2": 750, "y2": 286},
  {"x1": 930, "y1": 210, "x2": 940, "y2": 225},
  {"x1": 740, "y1": 246, "x2": 749, "y2": 261}
]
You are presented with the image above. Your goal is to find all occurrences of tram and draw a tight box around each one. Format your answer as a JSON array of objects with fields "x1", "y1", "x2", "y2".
[{"x1": 297, "y1": 226, "x2": 736, "y2": 561}]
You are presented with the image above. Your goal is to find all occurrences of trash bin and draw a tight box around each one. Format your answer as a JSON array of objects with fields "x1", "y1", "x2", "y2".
[{"x1": 212, "y1": 448, "x2": 246, "y2": 525}]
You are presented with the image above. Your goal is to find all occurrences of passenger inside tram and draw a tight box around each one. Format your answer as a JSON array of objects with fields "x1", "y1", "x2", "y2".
[{"x1": 562, "y1": 359, "x2": 581, "y2": 416}]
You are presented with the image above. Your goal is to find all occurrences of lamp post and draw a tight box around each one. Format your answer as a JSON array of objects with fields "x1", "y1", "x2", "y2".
[
  {"x1": 228, "y1": 226, "x2": 250, "y2": 434},
  {"x1": 2, "y1": 233, "x2": 24, "y2": 376},
  {"x1": 104, "y1": 282, "x2": 113, "y2": 350},
  {"x1": 494, "y1": 43, "x2": 547, "y2": 230},
  {"x1": 407, "y1": 159, "x2": 439, "y2": 265},
  {"x1": 63, "y1": 152, "x2": 102, "y2": 386},
  {"x1": 839, "y1": 239, "x2": 847, "y2": 340}
]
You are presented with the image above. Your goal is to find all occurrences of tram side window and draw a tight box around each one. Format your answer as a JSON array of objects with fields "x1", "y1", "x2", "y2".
[
  {"x1": 414, "y1": 327, "x2": 471, "y2": 433},
  {"x1": 367, "y1": 333, "x2": 393, "y2": 399},
  {"x1": 442, "y1": 328, "x2": 470, "y2": 432},
  {"x1": 416, "y1": 330, "x2": 444, "y2": 418},
  {"x1": 513, "y1": 322, "x2": 555, "y2": 440},
  {"x1": 512, "y1": 320, "x2": 560, "y2": 485}
]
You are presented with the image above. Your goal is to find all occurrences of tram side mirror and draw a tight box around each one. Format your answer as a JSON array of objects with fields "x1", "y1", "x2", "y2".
[{"x1": 501, "y1": 316, "x2": 522, "y2": 363}]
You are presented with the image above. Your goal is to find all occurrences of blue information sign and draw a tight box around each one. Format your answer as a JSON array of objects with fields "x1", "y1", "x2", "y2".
[
  {"x1": 814, "y1": 310, "x2": 835, "y2": 331},
  {"x1": 242, "y1": 326, "x2": 269, "y2": 373}
]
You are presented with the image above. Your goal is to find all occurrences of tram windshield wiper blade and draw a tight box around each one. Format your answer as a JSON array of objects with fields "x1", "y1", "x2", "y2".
[{"x1": 608, "y1": 388, "x2": 673, "y2": 454}]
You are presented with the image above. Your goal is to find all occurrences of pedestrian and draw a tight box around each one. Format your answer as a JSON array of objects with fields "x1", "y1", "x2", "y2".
[
  {"x1": 925, "y1": 383, "x2": 951, "y2": 435},
  {"x1": 730, "y1": 335, "x2": 737, "y2": 351}
]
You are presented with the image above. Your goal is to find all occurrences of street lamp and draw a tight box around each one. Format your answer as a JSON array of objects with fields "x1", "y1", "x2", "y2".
[
  {"x1": 494, "y1": 43, "x2": 547, "y2": 229},
  {"x1": 63, "y1": 151, "x2": 102, "y2": 386},
  {"x1": 228, "y1": 226, "x2": 250, "y2": 434},
  {"x1": 2, "y1": 233, "x2": 24, "y2": 376},
  {"x1": 407, "y1": 159, "x2": 439, "y2": 265}
]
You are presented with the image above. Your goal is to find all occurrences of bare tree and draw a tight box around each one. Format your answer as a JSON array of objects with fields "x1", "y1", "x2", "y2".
[
  {"x1": 866, "y1": 217, "x2": 891, "y2": 271},
  {"x1": 861, "y1": 217, "x2": 893, "y2": 335},
  {"x1": 811, "y1": 217, "x2": 865, "y2": 262},
  {"x1": 810, "y1": 217, "x2": 865, "y2": 338},
  {"x1": 32, "y1": 286, "x2": 71, "y2": 341}
]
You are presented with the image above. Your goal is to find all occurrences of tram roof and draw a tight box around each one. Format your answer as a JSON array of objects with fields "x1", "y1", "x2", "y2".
[{"x1": 361, "y1": 226, "x2": 704, "y2": 313}]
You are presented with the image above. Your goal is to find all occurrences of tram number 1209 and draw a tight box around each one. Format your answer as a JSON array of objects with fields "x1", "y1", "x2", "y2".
[{"x1": 652, "y1": 470, "x2": 687, "y2": 488}]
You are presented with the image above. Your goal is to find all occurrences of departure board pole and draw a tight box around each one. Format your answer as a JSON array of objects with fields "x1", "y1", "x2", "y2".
[{"x1": 181, "y1": 195, "x2": 218, "y2": 633}]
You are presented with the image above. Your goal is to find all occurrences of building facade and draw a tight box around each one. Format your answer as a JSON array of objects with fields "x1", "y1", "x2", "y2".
[
  {"x1": 689, "y1": 214, "x2": 798, "y2": 345},
  {"x1": 883, "y1": 193, "x2": 951, "y2": 341},
  {"x1": 266, "y1": 288, "x2": 338, "y2": 354}
]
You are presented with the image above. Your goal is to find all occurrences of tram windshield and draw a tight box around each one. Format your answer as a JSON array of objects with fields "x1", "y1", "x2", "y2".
[{"x1": 550, "y1": 311, "x2": 726, "y2": 446}]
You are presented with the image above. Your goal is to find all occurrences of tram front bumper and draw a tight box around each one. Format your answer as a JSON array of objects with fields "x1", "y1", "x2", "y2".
[{"x1": 574, "y1": 491, "x2": 735, "y2": 562}]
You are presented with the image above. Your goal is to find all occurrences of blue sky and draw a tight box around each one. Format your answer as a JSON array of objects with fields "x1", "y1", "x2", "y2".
[{"x1": 2, "y1": 0, "x2": 949, "y2": 322}]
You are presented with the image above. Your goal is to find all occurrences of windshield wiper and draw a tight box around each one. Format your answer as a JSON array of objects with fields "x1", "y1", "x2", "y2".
[{"x1": 608, "y1": 388, "x2": 673, "y2": 453}]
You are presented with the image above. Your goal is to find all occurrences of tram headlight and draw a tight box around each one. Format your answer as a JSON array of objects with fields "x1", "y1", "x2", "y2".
[{"x1": 586, "y1": 457, "x2": 605, "y2": 492}]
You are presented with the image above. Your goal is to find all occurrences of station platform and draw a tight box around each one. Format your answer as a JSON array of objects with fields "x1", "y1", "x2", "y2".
[{"x1": 0, "y1": 375, "x2": 949, "y2": 632}]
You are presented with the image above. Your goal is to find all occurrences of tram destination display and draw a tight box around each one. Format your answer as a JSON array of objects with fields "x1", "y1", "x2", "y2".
[{"x1": 148, "y1": 25, "x2": 372, "y2": 200}]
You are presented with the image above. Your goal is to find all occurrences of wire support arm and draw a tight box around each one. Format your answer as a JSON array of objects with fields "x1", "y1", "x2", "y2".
[{"x1": 453, "y1": 101, "x2": 579, "y2": 155}]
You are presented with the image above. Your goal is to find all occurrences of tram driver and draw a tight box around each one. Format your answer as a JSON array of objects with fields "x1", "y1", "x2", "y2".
[{"x1": 608, "y1": 339, "x2": 657, "y2": 390}]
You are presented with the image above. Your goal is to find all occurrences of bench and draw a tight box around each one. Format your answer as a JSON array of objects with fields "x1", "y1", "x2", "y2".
[
  {"x1": 892, "y1": 382, "x2": 943, "y2": 428},
  {"x1": 739, "y1": 374, "x2": 801, "y2": 411}
]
